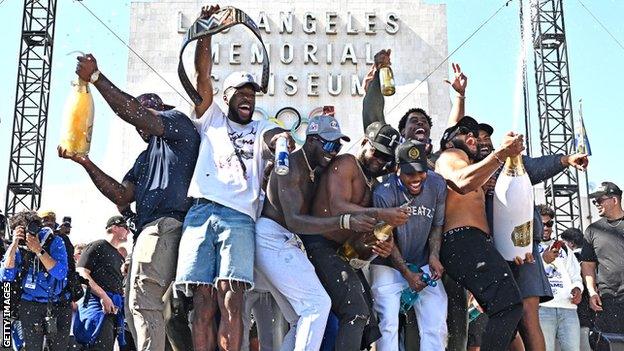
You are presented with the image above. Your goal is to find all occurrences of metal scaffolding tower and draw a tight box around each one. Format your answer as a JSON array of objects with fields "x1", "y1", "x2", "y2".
[
  {"x1": 5, "y1": 0, "x2": 58, "y2": 216},
  {"x1": 531, "y1": 0, "x2": 584, "y2": 232}
]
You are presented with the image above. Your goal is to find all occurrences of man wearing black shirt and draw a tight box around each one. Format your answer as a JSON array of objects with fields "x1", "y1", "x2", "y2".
[
  {"x1": 581, "y1": 182, "x2": 624, "y2": 335},
  {"x1": 76, "y1": 216, "x2": 128, "y2": 350}
]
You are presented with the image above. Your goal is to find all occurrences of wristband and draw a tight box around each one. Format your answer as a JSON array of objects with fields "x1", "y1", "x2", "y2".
[
  {"x1": 343, "y1": 214, "x2": 351, "y2": 230},
  {"x1": 457, "y1": 95, "x2": 465, "y2": 99},
  {"x1": 339, "y1": 215, "x2": 345, "y2": 230},
  {"x1": 36, "y1": 249, "x2": 46, "y2": 258}
]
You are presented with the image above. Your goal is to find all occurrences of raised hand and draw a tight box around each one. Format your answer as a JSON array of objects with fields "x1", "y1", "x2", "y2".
[
  {"x1": 444, "y1": 63, "x2": 467, "y2": 96},
  {"x1": 497, "y1": 132, "x2": 525, "y2": 159},
  {"x1": 200, "y1": 5, "x2": 220, "y2": 20},
  {"x1": 75, "y1": 53, "x2": 98, "y2": 82}
]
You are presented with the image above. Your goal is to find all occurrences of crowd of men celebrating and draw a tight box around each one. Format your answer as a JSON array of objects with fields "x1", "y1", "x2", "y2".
[{"x1": 1, "y1": 4, "x2": 623, "y2": 351}]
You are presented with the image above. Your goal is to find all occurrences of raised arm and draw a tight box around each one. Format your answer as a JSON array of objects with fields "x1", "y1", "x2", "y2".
[
  {"x1": 362, "y1": 49, "x2": 391, "y2": 131},
  {"x1": 75, "y1": 54, "x2": 164, "y2": 136},
  {"x1": 436, "y1": 132, "x2": 524, "y2": 194},
  {"x1": 445, "y1": 63, "x2": 467, "y2": 127},
  {"x1": 194, "y1": 5, "x2": 220, "y2": 117},
  {"x1": 57, "y1": 151, "x2": 135, "y2": 208}
]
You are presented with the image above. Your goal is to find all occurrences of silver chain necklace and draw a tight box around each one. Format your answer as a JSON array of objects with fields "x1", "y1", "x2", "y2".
[{"x1": 606, "y1": 216, "x2": 624, "y2": 228}]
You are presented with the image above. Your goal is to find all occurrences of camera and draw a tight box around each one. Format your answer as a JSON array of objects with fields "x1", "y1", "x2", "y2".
[{"x1": 17, "y1": 221, "x2": 42, "y2": 248}]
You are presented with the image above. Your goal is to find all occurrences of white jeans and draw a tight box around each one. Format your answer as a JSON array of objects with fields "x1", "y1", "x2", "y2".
[
  {"x1": 370, "y1": 264, "x2": 448, "y2": 351},
  {"x1": 255, "y1": 217, "x2": 331, "y2": 351}
]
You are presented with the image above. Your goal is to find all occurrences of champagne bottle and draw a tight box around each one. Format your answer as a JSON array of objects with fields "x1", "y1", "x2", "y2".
[
  {"x1": 59, "y1": 78, "x2": 95, "y2": 156},
  {"x1": 379, "y1": 65, "x2": 396, "y2": 96},
  {"x1": 493, "y1": 155, "x2": 534, "y2": 260},
  {"x1": 337, "y1": 200, "x2": 413, "y2": 269}
]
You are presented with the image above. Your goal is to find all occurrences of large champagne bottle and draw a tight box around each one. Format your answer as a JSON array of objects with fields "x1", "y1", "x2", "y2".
[
  {"x1": 59, "y1": 78, "x2": 95, "y2": 156},
  {"x1": 493, "y1": 155, "x2": 533, "y2": 260}
]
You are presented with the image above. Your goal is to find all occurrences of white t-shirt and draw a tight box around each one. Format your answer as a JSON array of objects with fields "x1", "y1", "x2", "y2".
[
  {"x1": 539, "y1": 240, "x2": 584, "y2": 309},
  {"x1": 187, "y1": 102, "x2": 277, "y2": 220}
]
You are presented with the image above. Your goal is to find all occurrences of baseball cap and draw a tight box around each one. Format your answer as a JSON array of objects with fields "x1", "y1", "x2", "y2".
[
  {"x1": 478, "y1": 122, "x2": 494, "y2": 136},
  {"x1": 223, "y1": 71, "x2": 261, "y2": 93},
  {"x1": 396, "y1": 140, "x2": 428, "y2": 173},
  {"x1": 440, "y1": 116, "x2": 480, "y2": 151},
  {"x1": 137, "y1": 93, "x2": 175, "y2": 111},
  {"x1": 38, "y1": 209, "x2": 56, "y2": 219},
  {"x1": 589, "y1": 181, "x2": 622, "y2": 198},
  {"x1": 365, "y1": 122, "x2": 401, "y2": 156},
  {"x1": 306, "y1": 115, "x2": 351, "y2": 142},
  {"x1": 106, "y1": 216, "x2": 127, "y2": 229}
]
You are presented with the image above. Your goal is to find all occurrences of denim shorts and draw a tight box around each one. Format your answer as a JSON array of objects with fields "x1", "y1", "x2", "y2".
[{"x1": 175, "y1": 200, "x2": 255, "y2": 295}]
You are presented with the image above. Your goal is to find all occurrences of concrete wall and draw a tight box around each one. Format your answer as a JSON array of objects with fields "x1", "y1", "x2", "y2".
[{"x1": 106, "y1": 0, "x2": 450, "y2": 177}]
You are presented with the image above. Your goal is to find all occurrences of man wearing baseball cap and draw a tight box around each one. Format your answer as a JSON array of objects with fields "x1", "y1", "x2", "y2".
[
  {"x1": 307, "y1": 121, "x2": 404, "y2": 350},
  {"x1": 370, "y1": 140, "x2": 449, "y2": 350},
  {"x1": 175, "y1": 6, "x2": 293, "y2": 350},
  {"x1": 581, "y1": 182, "x2": 624, "y2": 340},
  {"x1": 252, "y1": 115, "x2": 377, "y2": 350},
  {"x1": 63, "y1": 53, "x2": 200, "y2": 351}
]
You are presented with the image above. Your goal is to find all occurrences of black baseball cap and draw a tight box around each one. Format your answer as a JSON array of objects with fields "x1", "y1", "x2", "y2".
[
  {"x1": 478, "y1": 123, "x2": 494, "y2": 136},
  {"x1": 365, "y1": 122, "x2": 401, "y2": 156},
  {"x1": 137, "y1": 93, "x2": 175, "y2": 111},
  {"x1": 106, "y1": 216, "x2": 126, "y2": 229},
  {"x1": 396, "y1": 140, "x2": 428, "y2": 173},
  {"x1": 589, "y1": 182, "x2": 622, "y2": 199},
  {"x1": 440, "y1": 116, "x2": 479, "y2": 151}
]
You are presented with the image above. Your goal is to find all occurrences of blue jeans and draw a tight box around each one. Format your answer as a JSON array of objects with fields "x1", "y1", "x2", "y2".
[
  {"x1": 175, "y1": 200, "x2": 255, "y2": 293},
  {"x1": 539, "y1": 306, "x2": 581, "y2": 351}
]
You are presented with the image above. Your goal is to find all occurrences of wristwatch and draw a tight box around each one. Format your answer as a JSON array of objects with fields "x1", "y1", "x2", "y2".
[
  {"x1": 36, "y1": 249, "x2": 46, "y2": 258},
  {"x1": 90, "y1": 70, "x2": 100, "y2": 84}
]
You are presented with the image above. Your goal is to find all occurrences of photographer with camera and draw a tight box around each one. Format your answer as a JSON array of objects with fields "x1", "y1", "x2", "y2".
[{"x1": 0, "y1": 210, "x2": 69, "y2": 350}]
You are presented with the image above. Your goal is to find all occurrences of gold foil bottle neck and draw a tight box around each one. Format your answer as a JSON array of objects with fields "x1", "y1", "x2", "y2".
[
  {"x1": 503, "y1": 155, "x2": 526, "y2": 177},
  {"x1": 373, "y1": 223, "x2": 393, "y2": 241},
  {"x1": 73, "y1": 79, "x2": 91, "y2": 94}
]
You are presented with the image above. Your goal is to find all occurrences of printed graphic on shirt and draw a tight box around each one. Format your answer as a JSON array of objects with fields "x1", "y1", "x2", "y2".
[
  {"x1": 218, "y1": 122, "x2": 258, "y2": 180},
  {"x1": 146, "y1": 138, "x2": 178, "y2": 191},
  {"x1": 405, "y1": 204, "x2": 435, "y2": 219}
]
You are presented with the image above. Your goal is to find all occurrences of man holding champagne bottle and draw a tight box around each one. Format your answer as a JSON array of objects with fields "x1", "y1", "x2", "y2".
[
  {"x1": 370, "y1": 140, "x2": 449, "y2": 350},
  {"x1": 256, "y1": 115, "x2": 377, "y2": 350},
  {"x1": 305, "y1": 122, "x2": 404, "y2": 350},
  {"x1": 435, "y1": 121, "x2": 526, "y2": 350}
]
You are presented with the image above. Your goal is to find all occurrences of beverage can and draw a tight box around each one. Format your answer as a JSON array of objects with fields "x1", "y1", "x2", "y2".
[{"x1": 274, "y1": 136, "x2": 289, "y2": 175}]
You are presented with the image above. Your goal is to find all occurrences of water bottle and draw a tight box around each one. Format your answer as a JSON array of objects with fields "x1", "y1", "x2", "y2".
[
  {"x1": 399, "y1": 264, "x2": 437, "y2": 314},
  {"x1": 274, "y1": 136, "x2": 289, "y2": 175}
]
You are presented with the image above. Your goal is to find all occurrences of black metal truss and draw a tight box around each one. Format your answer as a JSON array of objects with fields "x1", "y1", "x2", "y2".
[
  {"x1": 531, "y1": 0, "x2": 584, "y2": 233},
  {"x1": 5, "y1": 0, "x2": 57, "y2": 216}
]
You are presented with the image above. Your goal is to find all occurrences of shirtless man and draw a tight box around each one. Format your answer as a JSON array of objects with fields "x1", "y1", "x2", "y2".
[
  {"x1": 435, "y1": 120, "x2": 526, "y2": 350},
  {"x1": 255, "y1": 114, "x2": 377, "y2": 350},
  {"x1": 307, "y1": 122, "x2": 407, "y2": 350}
]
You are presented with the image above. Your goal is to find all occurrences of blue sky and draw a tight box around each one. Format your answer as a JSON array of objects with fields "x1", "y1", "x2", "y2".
[{"x1": 1, "y1": 0, "x2": 623, "y2": 213}]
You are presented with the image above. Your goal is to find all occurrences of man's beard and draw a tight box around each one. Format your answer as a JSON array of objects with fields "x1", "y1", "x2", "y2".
[{"x1": 451, "y1": 138, "x2": 477, "y2": 160}]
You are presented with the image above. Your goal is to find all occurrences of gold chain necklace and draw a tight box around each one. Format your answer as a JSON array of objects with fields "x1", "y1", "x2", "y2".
[
  {"x1": 356, "y1": 159, "x2": 374, "y2": 189},
  {"x1": 301, "y1": 149, "x2": 315, "y2": 182}
]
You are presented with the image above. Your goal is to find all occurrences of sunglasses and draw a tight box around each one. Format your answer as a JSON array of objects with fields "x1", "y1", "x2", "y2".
[
  {"x1": 592, "y1": 197, "x2": 612, "y2": 206},
  {"x1": 542, "y1": 220, "x2": 554, "y2": 228},
  {"x1": 372, "y1": 149, "x2": 394, "y2": 162},
  {"x1": 315, "y1": 137, "x2": 342, "y2": 154}
]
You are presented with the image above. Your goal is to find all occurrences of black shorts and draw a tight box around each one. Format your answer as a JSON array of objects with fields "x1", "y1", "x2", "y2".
[{"x1": 440, "y1": 226, "x2": 522, "y2": 316}]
